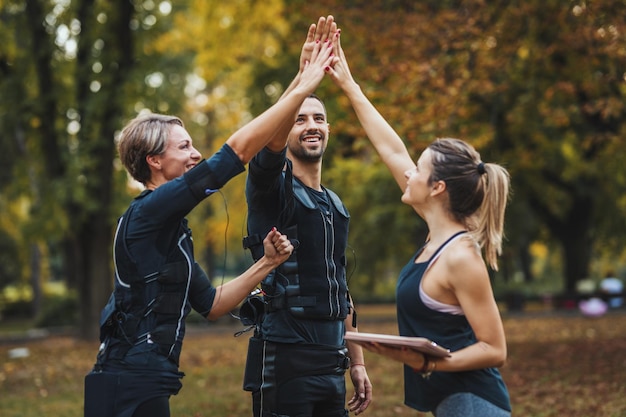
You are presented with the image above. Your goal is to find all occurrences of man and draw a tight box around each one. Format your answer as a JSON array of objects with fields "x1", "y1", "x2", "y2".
[{"x1": 241, "y1": 16, "x2": 372, "y2": 417}]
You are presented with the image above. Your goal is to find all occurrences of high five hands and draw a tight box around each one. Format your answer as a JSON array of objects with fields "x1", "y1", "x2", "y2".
[
  {"x1": 299, "y1": 15, "x2": 355, "y2": 90},
  {"x1": 299, "y1": 15, "x2": 337, "y2": 72},
  {"x1": 293, "y1": 16, "x2": 337, "y2": 96}
]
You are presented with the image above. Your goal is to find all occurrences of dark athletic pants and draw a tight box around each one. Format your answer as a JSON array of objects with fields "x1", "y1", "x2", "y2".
[
  {"x1": 253, "y1": 374, "x2": 348, "y2": 417},
  {"x1": 133, "y1": 397, "x2": 170, "y2": 417},
  {"x1": 248, "y1": 339, "x2": 350, "y2": 417}
]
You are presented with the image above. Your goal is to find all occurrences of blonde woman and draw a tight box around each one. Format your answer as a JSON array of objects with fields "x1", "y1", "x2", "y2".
[
  {"x1": 326, "y1": 31, "x2": 512, "y2": 417},
  {"x1": 84, "y1": 34, "x2": 334, "y2": 417}
]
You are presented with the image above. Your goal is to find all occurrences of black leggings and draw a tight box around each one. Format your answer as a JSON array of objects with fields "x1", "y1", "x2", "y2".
[{"x1": 133, "y1": 396, "x2": 170, "y2": 417}]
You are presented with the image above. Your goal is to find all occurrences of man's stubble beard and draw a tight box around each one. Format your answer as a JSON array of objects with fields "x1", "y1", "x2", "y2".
[
  {"x1": 287, "y1": 137, "x2": 326, "y2": 163},
  {"x1": 289, "y1": 147, "x2": 324, "y2": 163}
]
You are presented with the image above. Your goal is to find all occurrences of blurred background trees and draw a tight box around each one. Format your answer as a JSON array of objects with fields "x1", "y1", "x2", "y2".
[{"x1": 1, "y1": 0, "x2": 625, "y2": 339}]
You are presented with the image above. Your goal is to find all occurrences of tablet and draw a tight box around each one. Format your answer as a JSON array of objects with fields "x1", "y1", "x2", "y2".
[{"x1": 345, "y1": 331, "x2": 451, "y2": 357}]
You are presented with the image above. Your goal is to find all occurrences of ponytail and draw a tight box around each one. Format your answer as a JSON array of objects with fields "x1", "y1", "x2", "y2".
[
  {"x1": 428, "y1": 138, "x2": 511, "y2": 270},
  {"x1": 474, "y1": 163, "x2": 510, "y2": 270}
]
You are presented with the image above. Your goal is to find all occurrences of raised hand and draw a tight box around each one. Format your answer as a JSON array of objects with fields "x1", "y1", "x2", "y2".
[
  {"x1": 299, "y1": 15, "x2": 337, "y2": 73},
  {"x1": 278, "y1": 16, "x2": 337, "y2": 103},
  {"x1": 294, "y1": 30, "x2": 336, "y2": 96},
  {"x1": 325, "y1": 29, "x2": 356, "y2": 88}
]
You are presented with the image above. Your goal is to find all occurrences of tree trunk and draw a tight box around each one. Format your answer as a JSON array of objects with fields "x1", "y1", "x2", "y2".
[
  {"x1": 73, "y1": 0, "x2": 135, "y2": 340},
  {"x1": 554, "y1": 195, "x2": 594, "y2": 294},
  {"x1": 76, "y1": 215, "x2": 115, "y2": 340},
  {"x1": 29, "y1": 244, "x2": 42, "y2": 318},
  {"x1": 519, "y1": 241, "x2": 534, "y2": 284},
  {"x1": 24, "y1": 1, "x2": 62, "y2": 321},
  {"x1": 24, "y1": 0, "x2": 64, "y2": 178}
]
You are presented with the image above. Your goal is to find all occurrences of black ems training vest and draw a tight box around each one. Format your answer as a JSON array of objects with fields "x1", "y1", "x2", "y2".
[
  {"x1": 245, "y1": 164, "x2": 351, "y2": 321},
  {"x1": 99, "y1": 198, "x2": 193, "y2": 366}
]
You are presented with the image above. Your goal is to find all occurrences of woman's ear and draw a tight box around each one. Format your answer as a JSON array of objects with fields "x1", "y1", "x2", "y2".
[
  {"x1": 146, "y1": 154, "x2": 161, "y2": 170},
  {"x1": 431, "y1": 179, "x2": 446, "y2": 196}
]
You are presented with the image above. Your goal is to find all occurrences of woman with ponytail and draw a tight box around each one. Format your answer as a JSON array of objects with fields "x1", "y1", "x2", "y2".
[{"x1": 326, "y1": 30, "x2": 512, "y2": 417}]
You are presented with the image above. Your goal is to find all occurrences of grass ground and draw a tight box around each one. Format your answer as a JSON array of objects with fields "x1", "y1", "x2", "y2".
[{"x1": 1, "y1": 305, "x2": 625, "y2": 417}]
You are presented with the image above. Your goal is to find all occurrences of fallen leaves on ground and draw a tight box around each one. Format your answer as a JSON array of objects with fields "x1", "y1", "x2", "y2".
[{"x1": 0, "y1": 308, "x2": 624, "y2": 417}]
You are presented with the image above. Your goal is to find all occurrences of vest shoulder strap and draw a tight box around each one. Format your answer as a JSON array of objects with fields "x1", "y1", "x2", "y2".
[
  {"x1": 292, "y1": 178, "x2": 316, "y2": 209},
  {"x1": 324, "y1": 187, "x2": 349, "y2": 218}
]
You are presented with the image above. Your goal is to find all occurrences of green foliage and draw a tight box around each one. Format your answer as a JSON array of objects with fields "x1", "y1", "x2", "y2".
[
  {"x1": 34, "y1": 292, "x2": 78, "y2": 328},
  {"x1": 0, "y1": 282, "x2": 78, "y2": 325},
  {"x1": 0, "y1": 298, "x2": 32, "y2": 319},
  {"x1": 0, "y1": 229, "x2": 21, "y2": 289}
]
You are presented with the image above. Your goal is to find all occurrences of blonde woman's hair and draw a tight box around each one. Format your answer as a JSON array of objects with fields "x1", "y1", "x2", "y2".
[
  {"x1": 117, "y1": 113, "x2": 184, "y2": 185},
  {"x1": 427, "y1": 138, "x2": 510, "y2": 270}
]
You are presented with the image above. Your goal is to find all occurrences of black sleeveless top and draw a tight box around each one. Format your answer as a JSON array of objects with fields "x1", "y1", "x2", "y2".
[{"x1": 396, "y1": 231, "x2": 511, "y2": 412}]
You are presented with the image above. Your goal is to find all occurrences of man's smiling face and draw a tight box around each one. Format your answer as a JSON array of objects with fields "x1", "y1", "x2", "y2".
[{"x1": 287, "y1": 97, "x2": 329, "y2": 163}]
